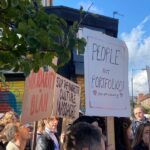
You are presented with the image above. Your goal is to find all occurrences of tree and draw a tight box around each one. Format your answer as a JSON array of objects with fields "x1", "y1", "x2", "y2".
[
  {"x1": 0, "y1": 0, "x2": 86, "y2": 76},
  {"x1": 143, "y1": 105, "x2": 150, "y2": 114}
]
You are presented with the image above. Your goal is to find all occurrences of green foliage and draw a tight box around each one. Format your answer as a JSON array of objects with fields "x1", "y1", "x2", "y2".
[
  {"x1": 143, "y1": 106, "x2": 150, "y2": 114},
  {"x1": 0, "y1": 0, "x2": 86, "y2": 76}
]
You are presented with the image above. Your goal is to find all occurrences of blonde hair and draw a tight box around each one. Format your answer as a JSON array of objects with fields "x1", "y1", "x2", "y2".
[
  {"x1": 133, "y1": 105, "x2": 144, "y2": 113},
  {"x1": 37, "y1": 120, "x2": 45, "y2": 133},
  {"x1": 0, "y1": 111, "x2": 16, "y2": 125}
]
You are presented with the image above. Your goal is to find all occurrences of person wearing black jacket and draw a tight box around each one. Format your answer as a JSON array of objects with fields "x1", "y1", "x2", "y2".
[
  {"x1": 36, "y1": 117, "x2": 59, "y2": 150},
  {"x1": 133, "y1": 141, "x2": 148, "y2": 150}
]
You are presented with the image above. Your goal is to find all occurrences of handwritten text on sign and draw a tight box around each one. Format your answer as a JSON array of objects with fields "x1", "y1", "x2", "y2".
[
  {"x1": 21, "y1": 68, "x2": 56, "y2": 124},
  {"x1": 91, "y1": 42, "x2": 124, "y2": 94},
  {"x1": 53, "y1": 74, "x2": 80, "y2": 119},
  {"x1": 83, "y1": 27, "x2": 130, "y2": 117}
]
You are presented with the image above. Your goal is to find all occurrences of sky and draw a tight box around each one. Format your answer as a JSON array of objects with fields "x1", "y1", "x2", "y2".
[{"x1": 53, "y1": 0, "x2": 150, "y2": 96}]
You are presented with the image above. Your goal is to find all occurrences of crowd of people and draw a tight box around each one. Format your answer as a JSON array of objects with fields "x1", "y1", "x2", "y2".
[
  {"x1": 0, "y1": 111, "x2": 31, "y2": 150},
  {"x1": 0, "y1": 104, "x2": 150, "y2": 150}
]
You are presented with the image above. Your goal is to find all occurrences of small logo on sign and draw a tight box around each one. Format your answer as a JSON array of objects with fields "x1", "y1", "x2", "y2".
[{"x1": 93, "y1": 90, "x2": 97, "y2": 96}]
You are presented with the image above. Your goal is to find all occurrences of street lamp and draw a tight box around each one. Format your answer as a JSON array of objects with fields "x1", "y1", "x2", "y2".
[{"x1": 131, "y1": 69, "x2": 134, "y2": 109}]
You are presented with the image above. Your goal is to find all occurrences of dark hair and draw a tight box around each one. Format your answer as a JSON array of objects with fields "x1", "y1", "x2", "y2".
[
  {"x1": 64, "y1": 122, "x2": 103, "y2": 150},
  {"x1": 115, "y1": 117, "x2": 132, "y2": 150},
  {"x1": 73, "y1": 116, "x2": 106, "y2": 134},
  {"x1": 132, "y1": 122, "x2": 150, "y2": 147}
]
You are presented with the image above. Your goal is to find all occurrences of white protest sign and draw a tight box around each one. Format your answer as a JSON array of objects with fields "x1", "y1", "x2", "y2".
[
  {"x1": 53, "y1": 74, "x2": 81, "y2": 119},
  {"x1": 84, "y1": 27, "x2": 130, "y2": 117},
  {"x1": 21, "y1": 68, "x2": 56, "y2": 124}
]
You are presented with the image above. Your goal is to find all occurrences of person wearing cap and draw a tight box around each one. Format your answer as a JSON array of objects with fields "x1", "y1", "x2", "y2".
[{"x1": 36, "y1": 117, "x2": 59, "y2": 150}]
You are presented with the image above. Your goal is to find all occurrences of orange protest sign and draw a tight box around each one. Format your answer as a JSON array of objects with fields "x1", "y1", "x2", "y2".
[{"x1": 21, "y1": 68, "x2": 56, "y2": 124}]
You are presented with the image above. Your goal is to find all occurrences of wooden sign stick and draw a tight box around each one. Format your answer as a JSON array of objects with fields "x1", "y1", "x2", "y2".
[
  {"x1": 31, "y1": 121, "x2": 38, "y2": 150},
  {"x1": 106, "y1": 117, "x2": 115, "y2": 149}
]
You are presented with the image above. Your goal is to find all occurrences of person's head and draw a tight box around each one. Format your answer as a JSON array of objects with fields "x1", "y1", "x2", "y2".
[
  {"x1": 64, "y1": 122, "x2": 105, "y2": 150},
  {"x1": 121, "y1": 118, "x2": 133, "y2": 140},
  {"x1": 133, "y1": 105, "x2": 145, "y2": 121},
  {"x1": 115, "y1": 117, "x2": 132, "y2": 150},
  {"x1": 3, "y1": 123, "x2": 19, "y2": 142},
  {"x1": 0, "y1": 111, "x2": 16, "y2": 125},
  {"x1": 18, "y1": 125, "x2": 31, "y2": 141},
  {"x1": 132, "y1": 122, "x2": 150, "y2": 147},
  {"x1": 3, "y1": 123, "x2": 30, "y2": 142},
  {"x1": 73, "y1": 116, "x2": 105, "y2": 134},
  {"x1": 44, "y1": 117, "x2": 59, "y2": 132}
]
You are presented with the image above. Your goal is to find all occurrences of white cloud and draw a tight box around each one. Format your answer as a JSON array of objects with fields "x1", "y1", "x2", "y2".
[
  {"x1": 121, "y1": 16, "x2": 150, "y2": 95},
  {"x1": 133, "y1": 71, "x2": 149, "y2": 95},
  {"x1": 78, "y1": 1, "x2": 102, "y2": 14},
  {"x1": 121, "y1": 16, "x2": 150, "y2": 66}
]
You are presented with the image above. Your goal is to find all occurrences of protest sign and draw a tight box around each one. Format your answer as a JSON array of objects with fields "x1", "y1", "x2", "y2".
[
  {"x1": 21, "y1": 68, "x2": 56, "y2": 124},
  {"x1": 83, "y1": 27, "x2": 130, "y2": 117},
  {"x1": 53, "y1": 74, "x2": 81, "y2": 119}
]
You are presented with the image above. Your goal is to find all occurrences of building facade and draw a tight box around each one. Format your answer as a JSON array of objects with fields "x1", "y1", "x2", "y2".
[
  {"x1": 46, "y1": 6, "x2": 119, "y2": 112},
  {"x1": 0, "y1": 6, "x2": 118, "y2": 113}
]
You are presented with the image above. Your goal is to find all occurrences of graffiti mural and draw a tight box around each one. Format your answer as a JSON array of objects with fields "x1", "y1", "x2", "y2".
[{"x1": 0, "y1": 81, "x2": 24, "y2": 114}]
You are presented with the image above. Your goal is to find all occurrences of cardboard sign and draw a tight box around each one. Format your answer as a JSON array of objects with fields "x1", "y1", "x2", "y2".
[
  {"x1": 83, "y1": 27, "x2": 130, "y2": 117},
  {"x1": 53, "y1": 74, "x2": 81, "y2": 119},
  {"x1": 21, "y1": 68, "x2": 56, "y2": 124},
  {"x1": 21, "y1": 67, "x2": 81, "y2": 123}
]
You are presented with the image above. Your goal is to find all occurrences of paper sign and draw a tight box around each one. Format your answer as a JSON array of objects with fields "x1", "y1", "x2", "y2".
[
  {"x1": 83, "y1": 27, "x2": 130, "y2": 117},
  {"x1": 21, "y1": 68, "x2": 56, "y2": 124},
  {"x1": 53, "y1": 74, "x2": 81, "y2": 119}
]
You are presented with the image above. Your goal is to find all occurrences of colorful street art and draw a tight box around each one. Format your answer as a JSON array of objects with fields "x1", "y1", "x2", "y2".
[{"x1": 0, "y1": 81, "x2": 24, "y2": 114}]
